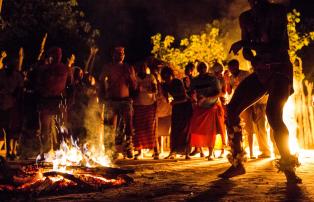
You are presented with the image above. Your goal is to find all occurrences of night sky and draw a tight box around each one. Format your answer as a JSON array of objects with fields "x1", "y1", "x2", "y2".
[{"x1": 78, "y1": 0, "x2": 314, "y2": 78}]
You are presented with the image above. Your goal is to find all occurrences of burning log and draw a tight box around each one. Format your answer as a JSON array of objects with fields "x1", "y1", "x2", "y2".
[{"x1": 43, "y1": 171, "x2": 94, "y2": 190}]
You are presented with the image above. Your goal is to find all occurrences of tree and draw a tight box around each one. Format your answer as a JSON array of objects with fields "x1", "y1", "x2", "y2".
[
  {"x1": 151, "y1": 27, "x2": 226, "y2": 77},
  {"x1": 0, "y1": 0, "x2": 99, "y2": 66},
  {"x1": 286, "y1": 10, "x2": 314, "y2": 149}
]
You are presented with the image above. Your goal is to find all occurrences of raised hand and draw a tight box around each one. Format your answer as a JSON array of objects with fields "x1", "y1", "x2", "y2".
[{"x1": 229, "y1": 41, "x2": 243, "y2": 55}]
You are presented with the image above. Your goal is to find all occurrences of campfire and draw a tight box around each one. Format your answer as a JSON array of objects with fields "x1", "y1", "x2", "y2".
[{"x1": 0, "y1": 138, "x2": 134, "y2": 197}]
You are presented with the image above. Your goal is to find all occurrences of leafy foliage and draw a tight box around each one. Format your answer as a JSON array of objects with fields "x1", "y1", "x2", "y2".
[
  {"x1": 0, "y1": 0, "x2": 99, "y2": 64},
  {"x1": 151, "y1": 26, "x2": 226, "y2": 76},
  {"x1": 287, "y1": 9, "x2": 314, "y2": 81}
]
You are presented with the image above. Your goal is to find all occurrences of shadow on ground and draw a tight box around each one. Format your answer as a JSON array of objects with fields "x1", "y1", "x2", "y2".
[
  {"x1": 187, "y1": 178, "x2": 236, "y2": 202},
  {"x1": 268, "y1": 182, "x2": 310, "y2": 202}
]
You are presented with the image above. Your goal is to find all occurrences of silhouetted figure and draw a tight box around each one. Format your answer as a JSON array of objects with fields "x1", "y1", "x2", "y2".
[
  {"x1": 218, "y1": 0, "x2": 301, "y2": 184},
  {"x1": 0, "y1": 57, "x2": 23, "y2": 160},
  {"x1": 37, "y1": 47, "x2": 70, "y2": 156},
  {"x1": 161, "y1": 66, "x2": 192, "y2": 160}
]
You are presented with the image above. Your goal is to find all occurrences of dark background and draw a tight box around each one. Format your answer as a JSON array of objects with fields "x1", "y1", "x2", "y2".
[{"x1": 77, "y1": 0, "x2": 314, "y2": 79}]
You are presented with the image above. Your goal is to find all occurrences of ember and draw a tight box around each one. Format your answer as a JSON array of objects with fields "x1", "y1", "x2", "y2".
[
  {"x1": 0, "y1": 162, "x2": 133, "y2": 197},
  {"x1": 0, "y1": 140, "x2": 133, "y2": 198}
]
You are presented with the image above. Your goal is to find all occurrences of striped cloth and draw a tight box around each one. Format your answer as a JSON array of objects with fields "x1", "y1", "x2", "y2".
[{"x1": 133, "y1": 104, "x2": 157, "y2": 149}]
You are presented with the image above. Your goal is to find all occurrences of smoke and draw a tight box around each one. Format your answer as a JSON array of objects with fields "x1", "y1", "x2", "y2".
[{"x1": 83, "y1": 90, "x2": 116, "y2": 159}]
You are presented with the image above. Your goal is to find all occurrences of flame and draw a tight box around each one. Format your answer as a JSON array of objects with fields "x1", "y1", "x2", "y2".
[
  {"x1": 37, "y1": 136, "x2": 111, "y2": 173},
  {"x1": 243, "y1": 91, "x2": 300, "y2": 158},
  {"x1": 283, "y1": 95, "x2": 300, "y2": 155}
]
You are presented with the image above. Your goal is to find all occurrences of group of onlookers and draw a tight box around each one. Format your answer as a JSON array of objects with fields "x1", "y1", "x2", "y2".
[{"x1": 0, "y1": 46, "x2": 276, "y2": 161}]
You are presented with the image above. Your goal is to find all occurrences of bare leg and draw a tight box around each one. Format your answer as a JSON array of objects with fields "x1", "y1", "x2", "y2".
[
  {"x1": 241, "y1": 108, "x2": 255, "y2": 158},
  {"x1": 266, "y1": 76, "x2": 290, "y2": 159},
  {"x1": 266, "y1": 75, "x2": 301, "y2": 184},
  {"x1": 218, "y1": 73, "x2": 267, "y2": 178}
]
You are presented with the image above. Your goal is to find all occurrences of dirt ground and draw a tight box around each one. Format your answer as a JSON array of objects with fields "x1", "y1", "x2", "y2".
[{"x1": 23, "y1": 151, "x2": 314, "y2": 202}]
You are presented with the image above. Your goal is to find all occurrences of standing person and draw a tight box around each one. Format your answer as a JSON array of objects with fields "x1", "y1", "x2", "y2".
[
  {"x1": 189, "y1": 62, "x2": 209, "y2": 157},
  {"x1": 219, "y1": 0, "x2": 301, "y2": 184},
  {"x1": 227, "y1": 59, "x2": 256, "y2": 159},
  {"x1": 161, "y1": 66, "x2": 192, "y2": 160},
  {"x1": 0, "y1": 57, "x2": 23, "y2": 160},
  {"x1": 37, "y1": 47, "x2": 70, "y2": 157},
  {"x1": 182, "y1": 62, "x2": 195, "y2": 98},
  {"x1": 98, "y1": 46, "x2": 137, "y2": 159},
  {"x1": 190, "y1": 62, "x2": 225, "y2": 160},
  {"x1": 155, "y1": 65, "x2": 172, "y2": 156},
  {"x1": 19, "y1": 55, "x2": 47, "y2": 159},
  {"x1": 133, "y1": 63, "x2": 158, "y2": 160}
]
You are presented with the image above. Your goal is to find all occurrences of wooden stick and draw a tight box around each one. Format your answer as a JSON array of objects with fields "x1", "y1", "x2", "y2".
[
  {"x1": 0, "y1": 51, "x2": 7, "y2": 70},
  {"x1": 37, "y1": 33, "x2": 48, "y2": 61},
  {"x1": 88, "y1": 47, "x2": 98, "y2": 74},
  {"x1": 18, "y1": 47, "x2": 24, "y2": 72},
  {"x1": 0, "y1": 0, "x2": 3, "y2": 15}
]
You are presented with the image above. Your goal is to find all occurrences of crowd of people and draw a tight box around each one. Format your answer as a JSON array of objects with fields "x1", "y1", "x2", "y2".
[{"x1": 0, "y1": 45, "x2": 275, "y2": 164}]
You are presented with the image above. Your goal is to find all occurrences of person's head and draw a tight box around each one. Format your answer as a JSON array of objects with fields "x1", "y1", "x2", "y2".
[
  {"x1": 212, "y1": 62, "x2": 224, "y2": 76},
  {"x1": 227, "y1": 59, "x2": 240, "y2": 76},
  {"x1": 112, "y1": 46, "x2": 125, "y2": 63},
  {"x1": 160, "y1": 66, "x2": 174, "y2": 83},
  {"x1": 47, "y1": 47, "x2": 62, "y2": 64},
  {"x1": 197, "y1": 62, "x2": 208, "y2": 75},
  {"x1": 184, "y1": 62, "x2": 195, "y2": 77}
]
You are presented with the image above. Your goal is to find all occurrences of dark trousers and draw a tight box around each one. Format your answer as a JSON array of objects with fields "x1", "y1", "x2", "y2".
[
  {"x1": 227, "y1": 72, "x2": 292, "y2": 163},
  {"x1": 104, "y1": 99, "x2": 134, "y2": 154}
]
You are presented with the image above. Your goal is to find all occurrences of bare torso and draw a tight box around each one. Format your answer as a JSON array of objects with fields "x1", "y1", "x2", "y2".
[{"x1": 102, "y1": 63, "x2": 135, "y2": 99}]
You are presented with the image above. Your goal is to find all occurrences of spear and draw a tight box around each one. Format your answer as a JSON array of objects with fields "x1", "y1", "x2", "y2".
[{"x1": 37, "y1": 33, "x2": 48, "y2": 61}]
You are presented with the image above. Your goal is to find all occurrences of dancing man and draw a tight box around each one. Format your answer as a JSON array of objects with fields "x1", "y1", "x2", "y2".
[{"x1": 218, "y1": 0, "x2": 301, "y2": 184}]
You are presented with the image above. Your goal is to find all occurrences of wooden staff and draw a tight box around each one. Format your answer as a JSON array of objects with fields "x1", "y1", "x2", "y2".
[
  {"x1": 0, "y1": 50, "x2": 7, "y2": 69},
  {"x1": 84, "y1": 48, "x2": 93, "y2": 72},
  {"x1": 89, "y1": 47, "x2": 99, "y2": 74},
  {"x1": 0, "y1": 0, "x2": 3, "y2": 15},
  {"x1": 37, "y1": 33, "x2": 48, "y2": 61},
  {"x1": 2, "y1": 128, "x2": 7, "y2": 155},
  {"x1": 84, "y1": 47, "x2": 98, "y2": 73},
  {"x1": 18, "y1": 47, "x2": 24, "y2": 72}
]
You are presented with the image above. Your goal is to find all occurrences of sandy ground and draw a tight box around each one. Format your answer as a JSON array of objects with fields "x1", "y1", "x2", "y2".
[{"x1": 26, "y1": 151, "x2": 314, "y2": 202}]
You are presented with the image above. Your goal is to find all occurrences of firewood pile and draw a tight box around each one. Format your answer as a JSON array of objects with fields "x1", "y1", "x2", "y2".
[{"x1": 0, "y1": 156, "x2": 134, "y2": 197}]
